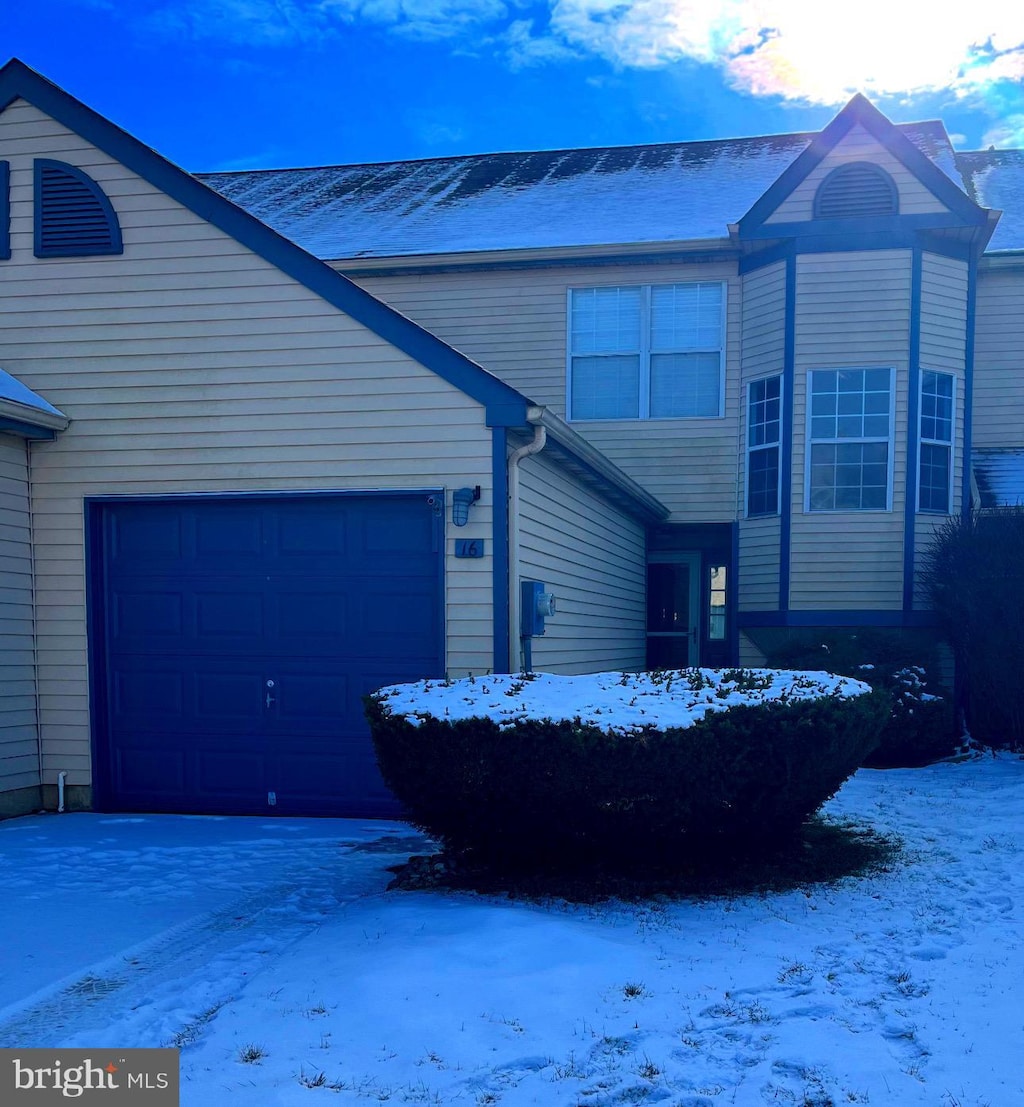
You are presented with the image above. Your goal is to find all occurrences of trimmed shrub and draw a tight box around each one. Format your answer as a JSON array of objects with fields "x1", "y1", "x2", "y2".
[
  {"x1": 365, "y1": 677, "x2": 888, "y2": 871},
  {"x1": 920, "y1": 509, "x2": 1024, "y2": 749},
  {"x1": 765, "y1": 629, "x2": 957, "y2": 767}
]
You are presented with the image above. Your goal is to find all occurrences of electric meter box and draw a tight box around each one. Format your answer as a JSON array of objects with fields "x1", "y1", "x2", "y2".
[{"x1": 520, "y1": 580, "x2": 556, "y2": 637}]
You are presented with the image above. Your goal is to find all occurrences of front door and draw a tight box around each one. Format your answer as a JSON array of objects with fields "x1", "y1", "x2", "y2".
[{"x1": 646, "y1": 553, "x2": 700, "y2": 668}]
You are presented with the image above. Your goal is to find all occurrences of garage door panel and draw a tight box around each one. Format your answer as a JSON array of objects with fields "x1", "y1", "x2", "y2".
[
  {"x1": 115, "y1": 746, "x2": 185, "y2": 799},
  {"x1": 108, "y1": 510, "x2": 184, "y2": 561},
  {"x1": 195, "y1": 590, "x2": 266, "y2": 640},
  {"x1": 195, "y1": 508, "x2": 264, "y2": 558},
  {"x1": 359, "y1": 586, "x2": 439, "y2": 646},
  {"x1": 112, "y1": 591, "x2": 184, "y2": 638},
  {"x1": 274, "y1": 590, "x2": 349, "y2": 641},
  {"x1": 196, "y1": 671, "x2": 266, "y2": 721},
  {"x1": 113, "y1": 668, "x2": 184, "y2": 718},
  {"x1": 95, "y1": 493, "x2": 444, "y2": 816},
  {"x1": 275, "y1": 502, "x2": 348, "y2": 555},
  {"x1": 195, "y1": 751, "x2": 267, "y2": 801}
]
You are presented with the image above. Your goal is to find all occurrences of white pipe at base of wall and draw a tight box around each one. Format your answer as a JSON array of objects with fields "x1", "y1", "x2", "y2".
[{"x1": 57, "y1": 771, "x2": 67, "y2": 813}]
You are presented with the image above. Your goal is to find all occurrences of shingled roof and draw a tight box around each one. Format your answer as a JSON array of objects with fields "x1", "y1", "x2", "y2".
[
  {"x1": 199, "y1": 122, "x2": 962, "y2": 262},
  {"x1": 956, "y1": 150, "x2": 1024, "y2": 253}
]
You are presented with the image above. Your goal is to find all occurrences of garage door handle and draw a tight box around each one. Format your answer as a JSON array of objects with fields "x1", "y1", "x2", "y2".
[{"x1": 266, "y1": 679, "x2": 276, "y2": 710}]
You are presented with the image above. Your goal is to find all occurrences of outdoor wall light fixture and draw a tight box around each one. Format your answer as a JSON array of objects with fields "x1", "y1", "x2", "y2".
[{"x1": 452, "y1": 486, "x2": 481, "y2": 527}]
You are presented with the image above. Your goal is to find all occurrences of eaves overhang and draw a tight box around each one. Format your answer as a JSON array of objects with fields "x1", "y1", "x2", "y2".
[
  {"x1": 334, "y1": 238, "x2": 738, "y2": 278},
  {"x1": 522, "y1": 405, "x2": 670, "y2": 525}
]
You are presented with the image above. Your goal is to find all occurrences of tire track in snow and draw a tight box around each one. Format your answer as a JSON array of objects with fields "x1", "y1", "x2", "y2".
[{"x1": 0, "y1": 836, "x2": 426, "y2": 1050}]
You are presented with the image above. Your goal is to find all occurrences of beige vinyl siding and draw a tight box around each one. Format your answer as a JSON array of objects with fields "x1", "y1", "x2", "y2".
[
  {"x1": 355, "y1": 260, "x2": 742, "y2": 522},
  {"x1": 920, "y1": 254, "x2": 968, "y2": 372},
  {"x1": 765, "y1": 125, "x2": 951, "y2": 224},
  {"x1": 0, "y1": 97, "x2": 502, "y2": 788},
  {"x1": 789, "y1": 251, "x2": 911, "y2": 609},
  {"x1": 517, "y1": 448, "x2": 646, "y2": 674},
  {"x1": 738, "y1": 260, "x2": 786, "y2": 610},
  {"x1": 740, "y1": 261, "x2": 786, "y2": 373},
  {"x1": 0, "y1": 435, "x2": 40, "y2": 796},
  {"x1": 914, "y1": 254, "x2": 967, "y2": 606},
  {"x1": 738, "y1": 517, "x2": 781, "y2": 610},
  {"x1": 738, "y1": 632, "x2": 768, "y2": 667},
  {"x1": 973, "y1": 267, "x2": 1024, "y2": 449}
]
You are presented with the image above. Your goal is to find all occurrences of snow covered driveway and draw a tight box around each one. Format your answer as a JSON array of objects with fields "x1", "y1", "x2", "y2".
[
  {"x1": 1, "y1": 759, "x2": 1022, "y2": 1106},
  {"x1": 0, "y1": 814, "x2": 428, "y2": 1051}
]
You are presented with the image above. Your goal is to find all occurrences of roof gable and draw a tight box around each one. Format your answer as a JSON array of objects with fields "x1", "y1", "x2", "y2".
[
  {"x1": 0, "y1": 58, "x2": 528, "y2": 426},
  {"x1": 738, "y1": 94, "x2": 986, "y2": 237}
]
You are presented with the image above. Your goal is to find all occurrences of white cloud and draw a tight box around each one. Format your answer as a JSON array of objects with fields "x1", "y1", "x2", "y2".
[
  {"x1": 983, "y1": 114, "x2": 1024, "y2": 147},
  {"x1": 116, "y1": 0, "x2": 1024, "y2": 111},
  {"x1": 501, "y1": 18, "x2": 579, "y2": 69},
  {"x1": 546, "y1": 0, "x2": 1024, "y2": 104}
]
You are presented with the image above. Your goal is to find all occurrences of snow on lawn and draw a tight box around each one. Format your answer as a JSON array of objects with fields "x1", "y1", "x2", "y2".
[
  {"x1": 1, "y1": 758, "x2": 1022, "y2": 1106},
  {"x1": 376, "y1": 669, "x2": 870, "y2": 734}
]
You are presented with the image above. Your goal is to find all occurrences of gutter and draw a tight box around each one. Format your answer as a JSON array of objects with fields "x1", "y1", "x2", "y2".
[
  {"x1": 507, "y1": 423, "x2": 548, "y2": 672},
  {"x1": 0, "y1": 398, "x2": 70, "y2": 435},
  {"x1": 335, "y1": 237, "x2": 737, "y2": 277},
  {"x1": 524, "y1": 406, "x2": 670, "y2": 524}
]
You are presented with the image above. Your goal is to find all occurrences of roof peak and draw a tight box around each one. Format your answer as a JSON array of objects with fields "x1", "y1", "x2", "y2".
[{"x1": 200, "y1": 118, "x2": 952, "y2": 180}]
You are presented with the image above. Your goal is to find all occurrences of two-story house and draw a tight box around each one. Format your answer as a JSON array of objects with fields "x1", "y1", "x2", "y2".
[{"x1": 1, "y1": 58, "x2": 1021, "y2": 819}]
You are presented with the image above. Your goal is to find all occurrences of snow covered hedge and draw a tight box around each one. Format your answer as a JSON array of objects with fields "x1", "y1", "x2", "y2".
[{"x1": 366, "y1": 669, "x2": 889, "y2": 870}]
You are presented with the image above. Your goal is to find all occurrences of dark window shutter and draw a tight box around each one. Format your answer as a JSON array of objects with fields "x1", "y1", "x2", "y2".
[
  {"x1": 0, "y1": 162, "x2": 9, "y2": 260},
  {"x1": 813, "y1": 162, "x2": 899, "y2": 219},
  {"x1": 34, "y1": 159, "x2": 123, "y2": 257}
]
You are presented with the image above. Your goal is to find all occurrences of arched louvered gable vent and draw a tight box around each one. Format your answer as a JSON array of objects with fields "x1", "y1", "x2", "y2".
[
  {"x1": 34, "y1": 159, "x2": 123, "y2": 258},
  {"x1": 813, "y1": 161, "x2": 899, "y2": 220}
]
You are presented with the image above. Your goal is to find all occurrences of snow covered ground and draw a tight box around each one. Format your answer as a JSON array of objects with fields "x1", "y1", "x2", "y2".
[{"x1": 1, "y1": 757, "x2": 1022, "y2": 1107}]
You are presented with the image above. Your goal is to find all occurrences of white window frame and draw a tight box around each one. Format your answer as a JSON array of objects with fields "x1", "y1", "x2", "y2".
[
  {"x1": 917, "y1": 370, "x2": 956, "y2": 515},
  {"x1": 566, "y1": 281, "x2": 727, "y2": 421},
  {"x1": 745, "y1": 373, "x2": 783, "y2": 518},
  {"x1": 804, "y1": 367, "x2": 895, "y2": 513}
]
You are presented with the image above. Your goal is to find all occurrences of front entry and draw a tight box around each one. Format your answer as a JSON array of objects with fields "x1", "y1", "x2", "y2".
[{"x1": 646, "y1": 552, "x2": 700, "y2": 668}]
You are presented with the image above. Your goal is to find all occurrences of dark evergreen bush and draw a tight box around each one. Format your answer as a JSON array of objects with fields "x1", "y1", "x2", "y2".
[
  {"x1": 365, "y1": 687, "x2": 889, "y2": 872},
  {"x1": 921, "y1": 508, "x2": 1024, "y2": 749},
  {"x1": 765, "y1": 629, "x2": 957, "y2": 767}
]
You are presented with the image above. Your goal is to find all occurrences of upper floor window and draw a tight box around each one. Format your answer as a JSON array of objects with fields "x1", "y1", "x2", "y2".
[
  {"x1": 813, "y1": 162, "x2": 898, "y2": 220},
  {"x1": 746, "y1": 375, "x2": 782, "y2": 517},
  {"x1": 807, "y1": 368, "x2": 892, "y2": 511},
  {"x1": 919, "y1": 371, "x2": 954, "y2": 513},
  {"x1": 568, "y1": 282, "x2": 725, "y2": 420}
]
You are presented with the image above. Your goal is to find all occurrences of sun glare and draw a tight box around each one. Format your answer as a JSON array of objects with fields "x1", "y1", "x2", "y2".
[{"x1": 554, "y1": 0, "x2": 1024, "y2": 104}]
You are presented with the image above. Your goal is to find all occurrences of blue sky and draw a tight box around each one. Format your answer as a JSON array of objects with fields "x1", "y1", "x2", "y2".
[{"x1": 3, "y1": 1, "x2": 1024, "y2": 173}]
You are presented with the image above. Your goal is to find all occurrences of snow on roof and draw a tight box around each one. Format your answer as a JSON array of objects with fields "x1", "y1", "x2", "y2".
[
  {"x1": 199, "y1": 122, "x2": 959, "y2": 261},
  {"x1": 957, "y1": 150, "x2": 1024, "y2": 252},
  {"x1": 0, "y1": 367, "x2": 65, "y2": 418},
  {"x1": 973, "y1": 448, "x2": 1024, "y2": 508}
]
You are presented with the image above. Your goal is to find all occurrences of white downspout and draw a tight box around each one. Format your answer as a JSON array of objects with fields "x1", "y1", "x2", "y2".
[
  {"x1": 507, "y1": 415, "x2": 547, "y2": 671},
  {"x1": 57, "y1": 771, "x2": 67, "y2": 813}
]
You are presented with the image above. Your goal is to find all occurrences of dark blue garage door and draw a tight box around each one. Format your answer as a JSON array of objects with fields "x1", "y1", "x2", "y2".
[{"x1": 92, "y1": 493, "x2": 444, "y2": 817}]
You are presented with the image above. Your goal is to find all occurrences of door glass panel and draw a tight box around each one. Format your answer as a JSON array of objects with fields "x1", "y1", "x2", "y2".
[{"x1": 647, "y1": 563, "x2": 691, "y2": 632}]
